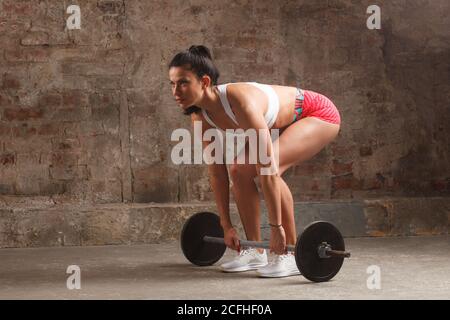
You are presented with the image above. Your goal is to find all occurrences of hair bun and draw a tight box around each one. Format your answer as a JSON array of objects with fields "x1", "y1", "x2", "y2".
[{"x1": 188, "y1": 45, "x2": 213, "y2": 60}]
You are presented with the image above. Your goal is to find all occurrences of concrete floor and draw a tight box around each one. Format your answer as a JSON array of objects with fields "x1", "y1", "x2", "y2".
[{"x1": 0, "y1": 236, "x2": 448, "y2": 300}]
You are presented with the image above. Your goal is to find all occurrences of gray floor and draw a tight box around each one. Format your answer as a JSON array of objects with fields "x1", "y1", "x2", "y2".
[{"x1": 0, "y1": 236, "x2": 448, "y2": 300}]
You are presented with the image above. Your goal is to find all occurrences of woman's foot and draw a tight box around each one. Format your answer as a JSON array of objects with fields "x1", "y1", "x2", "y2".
[
  {"x1": 220, "y1": 248, "x2": 268, "y2": 272},
  {"x1": 256, "y1": 253, "x2": 301, "y2": 278}
]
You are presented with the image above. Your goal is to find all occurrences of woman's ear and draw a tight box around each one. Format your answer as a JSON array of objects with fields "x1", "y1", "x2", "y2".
[{"x1": 201, "y1": 75, "x2": 212, "y2": 89}]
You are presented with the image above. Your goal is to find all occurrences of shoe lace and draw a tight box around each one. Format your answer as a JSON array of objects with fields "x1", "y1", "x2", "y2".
[
  {"x1": 237, "y1": 248, "x2": 258, "y2": 258},
  {"x1": 269, "y1": 254, "x2": 291, "y2": 265}
]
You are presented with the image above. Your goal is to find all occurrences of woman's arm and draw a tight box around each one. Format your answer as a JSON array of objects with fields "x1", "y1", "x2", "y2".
[
  {"x1": 191, "y1": 113, "x2": 240, "y2": 250},
  {"x1": 190, "y1": 113, "x2": 232, "y2": 230},
  {"x1": 227, "y1": 87, "x2": 285, "y2": 254},
  {"x1": 208, "y1": 163, "x2": 232, "y2": 229},
  {"x1": 233, "y1": 105, "x2": 282, "y2": 228}
]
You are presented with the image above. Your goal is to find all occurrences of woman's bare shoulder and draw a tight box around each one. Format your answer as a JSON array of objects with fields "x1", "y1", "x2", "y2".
[
  {"x1": 228, "y1": 83, "x2": 295, "y2": 108},
  {"x1": 226, "y1": 83, "x2": 260, "y2": 107}
]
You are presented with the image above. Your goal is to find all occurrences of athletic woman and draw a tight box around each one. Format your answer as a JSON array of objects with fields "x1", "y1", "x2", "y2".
[{"x1": 169, "y1": 45, "x2": 341, "y2": 277}]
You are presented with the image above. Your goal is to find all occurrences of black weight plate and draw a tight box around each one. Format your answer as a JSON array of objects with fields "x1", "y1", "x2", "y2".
[
  {"x1": 180, "y1": 212, "x2": 226, "y2": 266},
  {"x1": 295, "y1": 221, "x2": 345, "y2": 282}
]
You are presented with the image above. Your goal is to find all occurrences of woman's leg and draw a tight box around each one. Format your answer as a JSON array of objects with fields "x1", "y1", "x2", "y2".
[
  {"x1": 230, "y1": 163, "x2": 296, "y2": 244},
  {"x1": 230, "y1": 116, "x2": 340, "y2": 246},
  {"x1": 273, "y1": 117, "x2": 340, "y2": 243},
  {"x1": 279, "y1": 178, "x2": 296, "y2": 245},
  {"x1": 229, "y1": 143, "x2": 262, "y2": 242}
]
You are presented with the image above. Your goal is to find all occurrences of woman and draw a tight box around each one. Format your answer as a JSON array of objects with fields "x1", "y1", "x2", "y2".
[{"x1": 169, "y1": 45, "x2": 341, "y2": 278}]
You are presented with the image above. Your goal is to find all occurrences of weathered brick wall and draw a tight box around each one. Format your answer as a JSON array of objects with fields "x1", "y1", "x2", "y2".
[
  {"x1": 0, "y1": 0, "x2": 449, "y2": 204},
  {"x1": 279, "y1": 1, "x2": 450, "y2": 199}
]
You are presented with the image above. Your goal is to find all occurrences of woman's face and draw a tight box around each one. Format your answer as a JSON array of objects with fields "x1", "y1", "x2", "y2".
[{"x1": 169, "y1": 66, "x2": 204, "y2": 111}]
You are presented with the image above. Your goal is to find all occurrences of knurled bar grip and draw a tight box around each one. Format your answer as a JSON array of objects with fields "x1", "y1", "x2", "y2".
[{"x1": 203, "y1": 235, "x2": 296, "y2": 252}]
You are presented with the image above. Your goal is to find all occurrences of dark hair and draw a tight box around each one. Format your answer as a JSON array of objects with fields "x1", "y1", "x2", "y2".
[{"x1": 169, "y1": 45, "x2": 220, "y2": 115}]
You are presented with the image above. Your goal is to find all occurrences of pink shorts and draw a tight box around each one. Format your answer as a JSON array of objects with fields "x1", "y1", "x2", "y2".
[{"x1": 294, "y1": 89, "x2": 341, "y2": 125}]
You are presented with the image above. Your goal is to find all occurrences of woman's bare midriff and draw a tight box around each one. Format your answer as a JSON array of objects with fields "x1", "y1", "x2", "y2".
[{"x1": 270, "y1": 85, "x2": 298, "y2": 130}]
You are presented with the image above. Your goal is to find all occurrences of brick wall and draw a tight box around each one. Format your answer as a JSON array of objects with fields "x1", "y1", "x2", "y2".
[{"x1": 0, "y1": 0, "x2": 449, "y2": 204}]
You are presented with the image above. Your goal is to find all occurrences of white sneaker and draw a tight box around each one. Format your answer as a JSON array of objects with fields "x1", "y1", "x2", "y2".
[
  {"x1": 220, "y1": 248, "x2": 268, "y2": 272},
  {"x1": 256, "y1": 253, "x2": 301, "y2": 278}
]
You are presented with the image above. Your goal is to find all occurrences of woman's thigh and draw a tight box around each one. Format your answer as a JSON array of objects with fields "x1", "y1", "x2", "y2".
[
  {"x1": 274, "y1": 116, "x2": 340, "y2": 175},
  {"x1": 230, "y1": 116, "x2": 340, "y2": 179}
]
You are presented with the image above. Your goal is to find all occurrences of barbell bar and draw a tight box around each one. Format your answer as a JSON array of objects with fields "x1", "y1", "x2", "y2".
[{"x1": 202, "y1": 236, "x2": 350, "y2": 258}]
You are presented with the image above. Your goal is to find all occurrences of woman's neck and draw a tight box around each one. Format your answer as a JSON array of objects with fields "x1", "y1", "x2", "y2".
[{"x1": 196, "y1": 86, "x2": 222, "y2": 114}]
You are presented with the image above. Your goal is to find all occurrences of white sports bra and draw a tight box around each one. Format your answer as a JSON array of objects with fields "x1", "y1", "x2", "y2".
[{"x1": 201, "y1": 82, "x2": 280, "y2": 133}]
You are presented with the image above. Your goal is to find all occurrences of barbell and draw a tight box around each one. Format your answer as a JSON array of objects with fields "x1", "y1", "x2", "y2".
[{"x1": 180, "y1": 211, "x2": 351, "y2": 282}]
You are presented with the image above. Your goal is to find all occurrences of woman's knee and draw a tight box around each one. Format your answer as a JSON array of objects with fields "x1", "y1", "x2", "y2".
[{"x1": 229, "y1": 163, "x2": 257, "y2": 183}]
